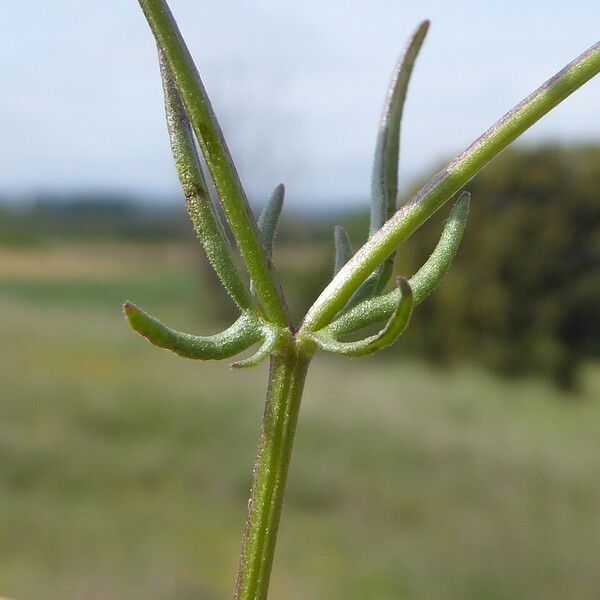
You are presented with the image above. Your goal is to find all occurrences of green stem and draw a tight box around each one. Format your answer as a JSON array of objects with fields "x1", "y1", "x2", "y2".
[
  {"x1": 235, "y1": 346, "x2": 312, "y2": 600},
  {"x1": 302, "y1": 41, "x2": 600, "y2": 332}
]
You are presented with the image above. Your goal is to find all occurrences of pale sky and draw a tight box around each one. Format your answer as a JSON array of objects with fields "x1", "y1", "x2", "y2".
[{"x1": 1, "y1": 1, "x2": 599, "y2": 209}]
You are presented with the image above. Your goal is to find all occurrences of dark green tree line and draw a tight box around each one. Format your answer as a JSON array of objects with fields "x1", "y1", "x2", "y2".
[{"x1": 393, "y1": 144, "x2": 599, "y2": 389}]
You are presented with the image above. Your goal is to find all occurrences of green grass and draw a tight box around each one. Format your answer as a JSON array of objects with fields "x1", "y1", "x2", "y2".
[{"x1": 1, "y1": 243, "x2": 599, "y2": 599}]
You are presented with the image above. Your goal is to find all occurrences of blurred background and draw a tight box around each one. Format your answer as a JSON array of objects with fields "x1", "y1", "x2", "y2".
[{"x1": 1, "y1": 1, "x2": 599, "y2": 599}]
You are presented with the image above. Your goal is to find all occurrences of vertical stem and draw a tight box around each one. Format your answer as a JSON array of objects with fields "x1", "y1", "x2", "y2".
[{"x1": 235, "y1": 346, "x2": 312, "y2": 600}]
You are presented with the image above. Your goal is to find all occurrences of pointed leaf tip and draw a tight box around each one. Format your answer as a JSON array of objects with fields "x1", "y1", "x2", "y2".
[
  {"x1": 123, "y1": 301, "x2": 151, "y2": 333},
  {"x1": 364, "y1": 19, "x2": 430, "y2": 300},
  {"x1": 123, "y1": 301, "x2": 263, "y2": 360},
  {"x1": 455, "y1": 190, "x2": 471, "y2": 208},
  {"x1": 417, "y1": 19, "x2": 431, "y2": 33},
  {"x1": 397, "y1": 276, "x2": 411, "y2": 298},
  {"x1": 370, "y1": 18, "x2": 430, "y2": 235}
]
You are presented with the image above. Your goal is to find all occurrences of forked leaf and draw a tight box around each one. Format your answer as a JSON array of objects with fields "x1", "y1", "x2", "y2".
[
  {"x1": 258, "y1": 184, "x2": 285, "y2": 257},
  {"x1": 371, "y1": 20, "x2": 430, "y2": 232},
  {"x1": 250, "y1": 185, "x2": 285, "y2": 297},
  {"x1": 310, "y1": 278, "x2": 413, "y2": 356},
  {"x1": 334, "y1": 225, "x2": 354, "y2": 274},
  {"x1": 124, "y1": 302, "x2": 262, "y2": 360},
  {"x1": 366, "y1": 20, "x2": 430, "y2": 297}
]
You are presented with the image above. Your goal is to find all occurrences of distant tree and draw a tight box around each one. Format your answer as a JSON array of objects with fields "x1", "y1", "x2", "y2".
[{"x1": 395, "y1": 144, "x2": 599, "y2": 389}]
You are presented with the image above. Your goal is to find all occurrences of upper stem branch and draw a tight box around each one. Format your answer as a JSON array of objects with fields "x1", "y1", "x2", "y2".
[
  {"x1": 301, "y1": 41, "x2": 600, "y2": 332},
  {"x1": 138, "y1": 0, "x2": 290, "y2": 327}
]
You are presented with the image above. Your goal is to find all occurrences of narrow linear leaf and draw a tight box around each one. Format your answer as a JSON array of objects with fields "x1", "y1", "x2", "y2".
[
  {"x1": 343, "y1": 270, "x2": 383, "y2": 310},
  {"x1": 159, "y1": 50, "x2": 254, "y2": 312},
  {"x1": 310, "y1": 278, "x2": 413, "y2": 356},
  {"x1": 363, "y1": 20, "x2": 430, "y2": 298},
  {"x1": 410, "y1": 191, "x2": 470, "y2": 304},
  {"x1": 123, "y1": 302, "x2": 262, "y2": 360},
  {"x1": 346, "y1": 21, "x2": 429, "y2": 309},
  {"x1": 334, "y1": 225, "x2": 354, "y2": 274}
]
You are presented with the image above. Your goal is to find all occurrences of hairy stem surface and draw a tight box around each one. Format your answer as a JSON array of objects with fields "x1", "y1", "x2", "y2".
[{"x1": 235, "y1": 346, "x2": 312, "y2": 600}]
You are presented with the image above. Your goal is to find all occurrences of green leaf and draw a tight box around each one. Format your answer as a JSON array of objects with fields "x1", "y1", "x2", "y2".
[
  {"x1": 371, "y1": 20, "x2": 430, "y2": 233},
  {"x1": 334, "y1": 225, "x2": 353, "y2": 274},
  {"x1": 366, "y1": 20, "x2": 430, "y2": 296},
  {"x1": 251, "y1": 184, "x2": 285, "y2": 297},
  {"x1": 310, "y1": 278, "x2": 413, "y2": 356},
  {"x1": 123, "y1": 302, "x2": 262, "y2": 360},
  {"x1": 159, "y1": 50, "x2": 255, "y2": 312},
  {"x1": 410, "y1": 191, "x2": 470, "y2": 304},
  {"x1": 258, "y1": 184, "x2": 285, "y2": 257},
  {"x1": 343, "y1": 21, "x2": 429, "y2": 310}
]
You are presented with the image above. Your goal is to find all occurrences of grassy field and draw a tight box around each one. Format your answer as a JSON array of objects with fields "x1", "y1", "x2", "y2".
[{"x1": 1, "y1": 242, "x2": 599, "y2": 600}]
